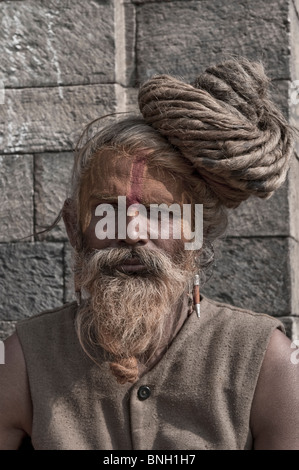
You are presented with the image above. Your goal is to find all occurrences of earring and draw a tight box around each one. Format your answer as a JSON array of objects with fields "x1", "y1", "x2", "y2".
[{"x1": 193, "y1": 274, "x2": 200, "y2": 318}]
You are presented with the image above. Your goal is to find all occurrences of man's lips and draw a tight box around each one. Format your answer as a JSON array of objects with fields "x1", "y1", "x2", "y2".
[{"x1": 116, "y1": 257, "x2": 147, "y2": 272}]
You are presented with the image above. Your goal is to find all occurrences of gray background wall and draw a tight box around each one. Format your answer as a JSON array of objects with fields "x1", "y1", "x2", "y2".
[{"x1": 0, "y1": 0, "x2": 298, "y2": 340}]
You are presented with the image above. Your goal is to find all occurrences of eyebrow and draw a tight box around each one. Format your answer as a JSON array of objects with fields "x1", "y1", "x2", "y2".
[
  {"x1": 89, "y1": 194, "x2": 119, "y2": 203},
  {"x1": 89, "y1": 193, "x2": 183, "y2": 208}
]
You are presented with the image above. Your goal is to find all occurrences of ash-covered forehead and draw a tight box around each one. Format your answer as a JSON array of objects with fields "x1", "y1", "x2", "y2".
[{"x1": 79, "y1": 148, "x2": 188, "y2": 233}]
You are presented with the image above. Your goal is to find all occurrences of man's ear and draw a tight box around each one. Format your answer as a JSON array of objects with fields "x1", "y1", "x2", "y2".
[{"x1": 62, "y1": 198, "x2": 80, "y2": 249}]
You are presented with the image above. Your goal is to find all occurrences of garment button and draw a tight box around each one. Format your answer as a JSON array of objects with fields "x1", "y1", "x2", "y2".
[{"x1": 137, "y1": 385, "x2": 151, "y2": 401}]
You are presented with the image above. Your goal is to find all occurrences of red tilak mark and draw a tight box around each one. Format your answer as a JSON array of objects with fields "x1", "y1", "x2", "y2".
[{"x1": 127, "y1": 156, "x2": 147, "y2": 206}]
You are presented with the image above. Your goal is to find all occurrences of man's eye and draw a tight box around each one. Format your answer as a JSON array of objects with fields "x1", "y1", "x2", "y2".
[{"x1": 94, "y1": 203, "x2": 118, "y2": 216}]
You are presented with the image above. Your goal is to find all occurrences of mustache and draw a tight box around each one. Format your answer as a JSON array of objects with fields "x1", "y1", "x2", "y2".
[{"x1": 79, "y1": 246, "x2": 177, "y2": 277}]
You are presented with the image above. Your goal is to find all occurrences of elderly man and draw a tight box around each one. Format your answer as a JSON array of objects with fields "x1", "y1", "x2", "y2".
[{"x1": 1, "y1": 58, "x2": 299, "y2": 450}]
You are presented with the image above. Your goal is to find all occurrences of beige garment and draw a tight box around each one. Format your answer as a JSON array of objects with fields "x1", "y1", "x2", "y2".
[{"x1": 16, "y1": 295, "x2": 284, "y2": 450}]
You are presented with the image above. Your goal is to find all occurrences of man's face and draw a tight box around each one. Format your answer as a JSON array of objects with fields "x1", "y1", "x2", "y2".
[{"x1": 79, "y1": 148, "x2": 190, "y2": 262}]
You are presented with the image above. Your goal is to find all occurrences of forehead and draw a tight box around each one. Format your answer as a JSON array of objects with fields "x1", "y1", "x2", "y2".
[{"x1": 80, "y1": 149, "x2": 187, "y2": 206}]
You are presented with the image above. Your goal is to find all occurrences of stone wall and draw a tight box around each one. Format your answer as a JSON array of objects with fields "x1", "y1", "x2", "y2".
[{"x1": 0, "y1": 0, "x2": 298, "y2": 340}]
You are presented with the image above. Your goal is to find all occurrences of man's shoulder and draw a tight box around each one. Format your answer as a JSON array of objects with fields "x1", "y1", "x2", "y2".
[
  {"x1": 198, "y1": 295, "x2": 286, "y2": 351},
  {"x1": 201, "y1": 294, "x2": 284, "y2": 329},
  {"x1": 15, "y1": 301, "x2": 83, "y2": 369},
  {"x1": 17, "y1": 301, "x2": 78, "y2": 328},
  {"x1": 16, "y1": 301, "x2": 79, "y2": 348}
]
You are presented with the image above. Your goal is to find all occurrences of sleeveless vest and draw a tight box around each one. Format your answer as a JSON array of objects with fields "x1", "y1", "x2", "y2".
[{"x1": 16, "y1": 295, "x2": 283, "y2": 450}]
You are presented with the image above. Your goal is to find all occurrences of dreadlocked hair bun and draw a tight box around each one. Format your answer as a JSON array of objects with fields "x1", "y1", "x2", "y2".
[{"x1": 138, "y1": 58, "x2": 294, "y2": 208}]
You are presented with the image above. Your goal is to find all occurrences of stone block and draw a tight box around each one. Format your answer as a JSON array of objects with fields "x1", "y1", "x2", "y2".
[
  {"x1": 0, "y1": 154, "x2": 34, "y2": 242},
  {"x1": 201, "y1": 236, "x2": 291, "y2": 317},
  {"x1": 132, "y1": 0, "x2": 186, "y2": 3},
  {"x1": 225, "y1": 182, "x2": 289, "y2": 237},
  {"x1": 269, "y1": 80, "x2": 290, "y2": 119},
  {"x1": 0, "y1": 0, "x2": 115, "y2": 88},
  {"x1": 35, "y1": 152, "x2": 74, "y2": 241},
  {"x1": 136, "y1": 0, "x2": 290, "y2": 83},
  {"x1": 0, "y1": 321, "x2": 16, "y2": 341},
  {"x1": 0, "y1": 84, "x2": 118, "y2": 154},
  {"x1": 0, "y1": 242, "x2": 64, "y2": 321}
]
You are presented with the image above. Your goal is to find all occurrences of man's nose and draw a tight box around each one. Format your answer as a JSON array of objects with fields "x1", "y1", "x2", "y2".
[{"x1": 116, "y1": 212, "x2": 149, "y2": 247}]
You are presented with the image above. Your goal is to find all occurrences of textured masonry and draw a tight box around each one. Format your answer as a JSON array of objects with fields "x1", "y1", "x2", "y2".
[{"x1": 0, "y1": 0, "x2": 298, "y2": 340}]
